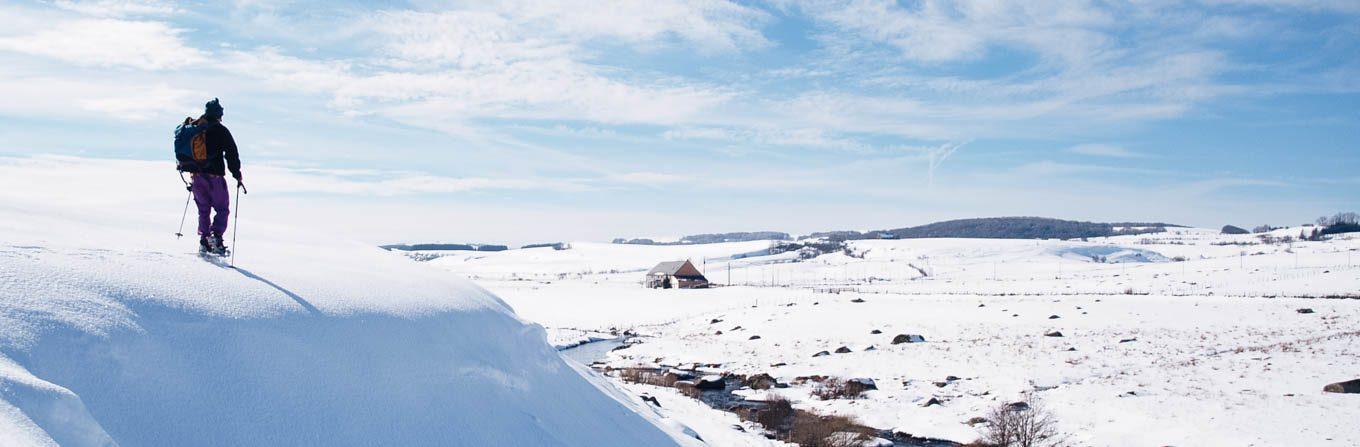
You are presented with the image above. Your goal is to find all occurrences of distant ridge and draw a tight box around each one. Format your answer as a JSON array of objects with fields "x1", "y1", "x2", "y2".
[{"x1": 807, "y1": 217, "x2": 1181, "y2": 241}]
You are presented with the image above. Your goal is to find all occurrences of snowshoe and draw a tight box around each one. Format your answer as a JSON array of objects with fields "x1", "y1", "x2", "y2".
[{"x1": 203, "y1": 234, "x2": 229, "y2": 256}]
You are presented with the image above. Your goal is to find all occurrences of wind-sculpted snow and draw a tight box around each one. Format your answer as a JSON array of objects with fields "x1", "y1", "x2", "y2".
[{"x1": 0, "y1": 158, "x2": 690, "y2": 447}]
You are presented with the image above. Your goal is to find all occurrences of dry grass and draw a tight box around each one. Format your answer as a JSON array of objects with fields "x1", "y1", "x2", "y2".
[
  {"x1": 615, "y1": 368, "x2": 679, "y2": 388},
  {"x1": 811, "y1": 378, "x2": 873, "y2": 400},
  {"x1": 786, "y1": 412, "x2": 874, "y2": 447}
]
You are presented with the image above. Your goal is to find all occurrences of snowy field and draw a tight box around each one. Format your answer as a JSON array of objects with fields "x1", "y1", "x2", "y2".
[{"x1": 431, "y1": 232, "x2": 1360, "y2": 446}]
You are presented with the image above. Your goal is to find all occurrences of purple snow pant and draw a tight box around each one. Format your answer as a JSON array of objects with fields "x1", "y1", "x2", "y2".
[{"x1": 192, "y1": 174, "x2": 230, "y2": 237}]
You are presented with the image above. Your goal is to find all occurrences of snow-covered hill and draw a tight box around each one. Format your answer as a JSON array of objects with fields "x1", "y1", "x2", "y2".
[{"x1": 0, "y1": 157, "x2": 695, "y2": 446}]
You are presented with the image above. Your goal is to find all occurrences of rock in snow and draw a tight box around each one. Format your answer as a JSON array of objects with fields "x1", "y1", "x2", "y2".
[
  {"x1": 892, "y1": 334, "x2": 926, "y2": 344},
  {"x1": 696, "y1": 375, "x2": 726, "y2": 390},
  {"x1": 1324, "y1": 379, "x2": 1360, "y2": 393}
]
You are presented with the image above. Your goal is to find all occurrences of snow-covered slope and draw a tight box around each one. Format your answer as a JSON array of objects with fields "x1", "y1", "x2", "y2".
[{"x1": 0, "y1": 156, "x2": 692, "y2": 446}]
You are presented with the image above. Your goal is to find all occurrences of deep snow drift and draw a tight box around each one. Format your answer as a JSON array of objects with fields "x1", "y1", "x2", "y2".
[{"x1": 0, "y1": 157, "x2": 694, "y2": 446}]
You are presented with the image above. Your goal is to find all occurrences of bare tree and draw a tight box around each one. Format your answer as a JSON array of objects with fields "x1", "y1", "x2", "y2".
[{"x1": 982, "y1": 394, "x2": 1062, "y2": 447}]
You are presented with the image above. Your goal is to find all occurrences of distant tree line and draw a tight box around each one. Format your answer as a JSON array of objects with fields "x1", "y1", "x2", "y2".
[
  {"x1": 1245, "y1": 212, "x2": 1359, "y2": 238},
  {"x1": 611, "y1": 231, "x2": 791, "y2": 245},
  {"x1": 380, "y1": 243, "x2": 508, "y2": 252},
  {"x1": 520, "y1": 242, "x2": 570, "y2": 250},
  {"x1": 804, "y1": 217, "x2": 1176, "y2": 241}
]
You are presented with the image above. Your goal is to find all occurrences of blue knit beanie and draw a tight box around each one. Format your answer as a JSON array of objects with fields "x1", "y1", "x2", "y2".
[{"x1": 204, "y1": 98, "x2": 223, "y2": 120}]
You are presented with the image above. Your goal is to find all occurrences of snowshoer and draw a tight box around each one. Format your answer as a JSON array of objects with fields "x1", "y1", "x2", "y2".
[{"x1": 178, "y1": 98, "x2": 243, "y2": 255}]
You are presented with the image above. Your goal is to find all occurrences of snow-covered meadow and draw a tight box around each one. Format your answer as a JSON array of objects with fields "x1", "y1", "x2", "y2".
[{"x1": 430, "y1": 232, "x2": 1360, "y2": 446}]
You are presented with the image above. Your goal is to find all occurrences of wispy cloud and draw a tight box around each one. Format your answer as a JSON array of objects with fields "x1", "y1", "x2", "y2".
[
  {"x1": 0, "y1": 18, "x2": 202, "y2": 69},
  {"x1": 1068, "y1": 144, "x2": 1143, "y2": 158}
]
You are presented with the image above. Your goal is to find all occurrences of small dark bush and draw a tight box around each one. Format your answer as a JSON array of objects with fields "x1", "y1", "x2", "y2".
[
  {"x1": 811, "y1": 378, "x2": 872, "y2": 400},
  {"x1": 982, "y1": 395, "x2": 1063, "y2": 447},
  {"x1": 787, "y1": 412, "x2": 873, "y2": 447}
]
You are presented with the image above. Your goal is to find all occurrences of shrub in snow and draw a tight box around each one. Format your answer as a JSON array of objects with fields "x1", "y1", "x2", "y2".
[
  {"x1": 786, "y1": 412, "x2": 873, "y2": 447},
  {"x1": 982, "y1": 395, "x2": 1062, "y2": 447},
  {"x1": 813, "y1": 377, "x2": 874, "y2": 400}
]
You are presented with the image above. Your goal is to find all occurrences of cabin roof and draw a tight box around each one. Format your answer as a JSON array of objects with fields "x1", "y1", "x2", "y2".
[{"x1": 647, "y1": 260, "x2": 706, "y2": 279}]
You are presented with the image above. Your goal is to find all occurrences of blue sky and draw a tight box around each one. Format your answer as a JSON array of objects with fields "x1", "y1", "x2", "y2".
[{"x1": 0, "y1": 0, "x2": 1356, "y2": 243}]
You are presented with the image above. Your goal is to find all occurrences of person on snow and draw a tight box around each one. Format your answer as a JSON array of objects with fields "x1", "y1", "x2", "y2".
[{"x1": 186, "y1": 98, "x2": 243, "y2": 255}]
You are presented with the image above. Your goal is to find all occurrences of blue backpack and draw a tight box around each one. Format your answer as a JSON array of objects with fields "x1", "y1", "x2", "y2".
[{"x1": 173, "y1": 118, "x2": 215, "y2": 172}]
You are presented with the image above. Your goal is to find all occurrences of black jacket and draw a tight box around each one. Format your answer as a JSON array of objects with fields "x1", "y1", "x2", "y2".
[{"x1": 199, "y1": 121, "x2": 241, "y2": 178}]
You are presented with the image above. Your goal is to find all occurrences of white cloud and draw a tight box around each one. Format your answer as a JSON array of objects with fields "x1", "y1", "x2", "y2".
[
  {"x1": 662, "y1": 125, "x2": 869, "y2": 151},
  {"x1": 0, "y1": 18, "x2": 203, "y2": 70},
  {"x1": 51, "y1": 0, "x2": 178, "y2": 17},
  {"x1": 0, "y1": 74, "x2": 197, "y2": 121},
  {"x1": 1068, "y1": 144, "x2": 1142, "y2": 158},
  {"x1": 455, "y1": 0, "x2": 771, "y2": 52}
]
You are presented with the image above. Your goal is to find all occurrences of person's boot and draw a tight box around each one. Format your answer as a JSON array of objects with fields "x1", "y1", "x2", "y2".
[
  {"x1": 199, "y1": 235, "x2": 212, "y2": 253},
  {"x1": 212, "y1": 232, "x2": 229, "y2": 256}
]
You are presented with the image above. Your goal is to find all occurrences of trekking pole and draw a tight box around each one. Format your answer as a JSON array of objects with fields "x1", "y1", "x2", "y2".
[
  {"x1": 175, "y1": 173, "x2": 192, "y2": 239},
  {"x1": 231, "y1": 181, "x2": 247, "y2": 267}
]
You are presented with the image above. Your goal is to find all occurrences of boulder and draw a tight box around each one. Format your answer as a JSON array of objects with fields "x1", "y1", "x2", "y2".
[
  {"x1": 745, "y1": 373, "x2": 779, "y2": 390},
  {"x1": 667, "y1": 369, "x2": 697, "y2": 381},
  {"x1": 965, "y1": 416, "x2": 988, "y2": 426},
  {"x1": 1044, "y1": 331, "x2": 1064, "y2": 337},
  {"x1": 921, "y1": 397, "x2": 943, "y2": 407},
  {"x1": 748, "y1": 335, "x2": 762, "y2": 340},
  {"x1": 812, "y1": 350, "x2": 831, "y2": 357},
  {"x1": 863, "y1": 345, "x2": 877, "y2": 351},
  {"x1": 1119, "y1": 338, "x2": 1137, "y2": 343},
  {"x1": 835, "y1": 346, "x2": 853, "y2": 354},
  {"x1": 1324, "y1": 379, "x2": 1360, "y2": 393},
  {"x1": 847, "y1": 377, "x2": 877, "y2": 390},
  {"x1": 710, "y1": 318, "x2": 723, "y2": 324},
  {"x1": 851, "y1": 298, "x2": 866, "y2": 303},
  {"x1": 870, "y1": 329, "x2": 882, "y2": 334},
  {"x1": 1297, "y1": 308, "x2": 1315, "y2": 314},
  {"x1": 696, "y1": 375, "x2": 726, "y2": 390},
  {"x1": 1048, "y1": 314, "x2": 1061, "y2": 319},
  {"x1": 892, "y1": 334, "x2": 926, "y2": 344}
]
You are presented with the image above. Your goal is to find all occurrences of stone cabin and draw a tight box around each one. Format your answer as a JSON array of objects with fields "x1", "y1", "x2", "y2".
[{"x1": 645, "y1": 260, "x2": 710, "y2": 289}]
